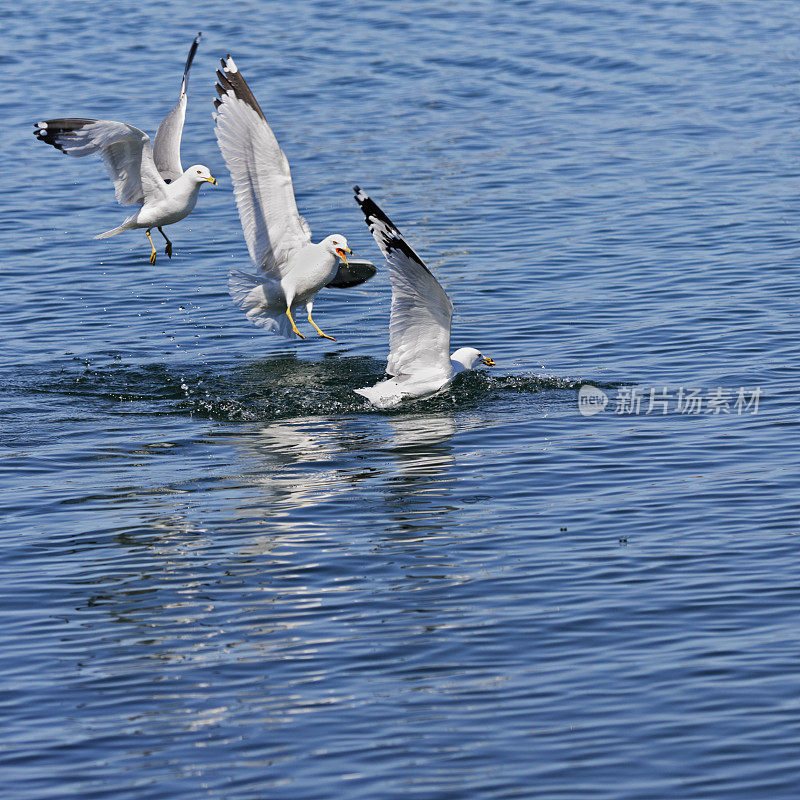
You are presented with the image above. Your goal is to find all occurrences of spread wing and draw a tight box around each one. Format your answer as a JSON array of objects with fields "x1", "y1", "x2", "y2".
[
  {"x1": 213, "y1": 55, "x2": 312, "y2": 280},
  {"x1": 353, "y1": 186, "x2": 453, "y2": 380},
  {"x1": 34, "y1": 118, "x2": 168, "y2": 206},
  {"x1": 153, "y1": 32, "x2": 201, "y2": 182}
]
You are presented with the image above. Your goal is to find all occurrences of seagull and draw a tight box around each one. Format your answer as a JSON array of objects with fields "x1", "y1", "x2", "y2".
[
  {"x1": 352, "y1": 186, "x2": 495, "y2": 408},
  {"x1": 34, "y1": 33, "x2": 217, "y2": 265},
  {"x1": 213, "y1": 55, "x2": 376, "y2": 341}
]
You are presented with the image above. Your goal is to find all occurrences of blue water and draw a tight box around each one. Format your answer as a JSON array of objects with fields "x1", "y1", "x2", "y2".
[{"x1": 4, "y1": 0, "x2": 800, "y2": 797}]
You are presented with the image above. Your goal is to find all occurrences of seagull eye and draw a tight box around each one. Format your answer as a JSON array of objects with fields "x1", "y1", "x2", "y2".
[{"x1": 196, "y1": 170, "x2": 201, "y2": 174}]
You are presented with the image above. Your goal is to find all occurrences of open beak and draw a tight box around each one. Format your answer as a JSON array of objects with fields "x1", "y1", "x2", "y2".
[
  {"x1": 336, "y1": 246, "x2": 352, "y2": 265},
  {"x1": 207, "y1": 176, "x2": 218, "y2": 185},
  {"x1": 482, "y1": 356, "x2": 495, "y2": 367}
]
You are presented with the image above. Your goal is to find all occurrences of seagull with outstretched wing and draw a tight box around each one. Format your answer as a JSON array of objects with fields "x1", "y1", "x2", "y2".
[
  {"x1": 34, "y1": 33, "x2": 216, "y2": 264},
  {"x1": 213, "y1": 55, "x2": 375, "y2": 341},
  {"x1": 352, "y1": 186, "x2": 494, "y2": 408}
]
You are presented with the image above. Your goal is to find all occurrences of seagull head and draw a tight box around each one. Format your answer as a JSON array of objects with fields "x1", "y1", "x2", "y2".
[
  {"x1": 451, "y1": 347, "x2": 495, "y2": 370},
  {"x1": 187, "y1": 165, "x2": 218, "y2": 186},
  {"x1": 324, "y1": 235, "x2": 352, "y2": 265}
]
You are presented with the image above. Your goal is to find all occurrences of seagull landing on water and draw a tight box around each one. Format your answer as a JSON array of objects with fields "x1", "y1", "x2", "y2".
[
  {"x1": 352, "y1": 187, "x2": 495, "y2": 409},
  {"x1": 213, "y1": 55, "x2": 376, "y2": 342},
  {"x1": 34, "y1": 33, "x2": 217, "y2": 265}
]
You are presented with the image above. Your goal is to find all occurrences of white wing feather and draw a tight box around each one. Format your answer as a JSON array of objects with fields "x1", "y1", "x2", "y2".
[
  {"x1": 152, "y1": 33, "x2": 201, "y2": 182},
  {"x1": 353, "y1": 187, "x2": 453, "y2": 380},
  {"x1": 34, "y1": 118, "x2": 167, "y2": 206},
  {"x1": 213, "y1": 55, "x2": 312, "y2": 280}
]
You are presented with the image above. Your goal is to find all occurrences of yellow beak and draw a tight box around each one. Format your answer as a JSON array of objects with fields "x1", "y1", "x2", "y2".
[
  {"x1": 207, "y1": 176, "x2": 218, "y2": 185},
  {"x1": 336, "y1": 246, "x2": 351, "y2": 265},
  {"x1": 483, "y1": 356, "x2": 495, "y2": 367}
]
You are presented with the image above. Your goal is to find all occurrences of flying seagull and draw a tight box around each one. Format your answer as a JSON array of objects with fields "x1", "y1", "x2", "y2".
[
  {"x1": 34, "y1": 33, "x2": 216, "y2": 265},
  {"x1": 213, "y1": 55, "x2": 375, "y2": 341},
  {"x1": 352, "y1": 186, "x2": 494, "y2": 408}
]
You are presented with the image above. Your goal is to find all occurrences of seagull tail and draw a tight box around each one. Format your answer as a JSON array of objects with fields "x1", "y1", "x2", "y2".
[
  {"x1": 354, "y1": 386, "x2": 379, "y2": 402},
  {"x1": 228, "y1": 269, "x2": 299, "y2": 339},
  {"x1": 94, "y1": 216, "x2": 136, "y2": 239},
  {"x1": 353, "y1": 381, "x2": 403, "y2": 408}
]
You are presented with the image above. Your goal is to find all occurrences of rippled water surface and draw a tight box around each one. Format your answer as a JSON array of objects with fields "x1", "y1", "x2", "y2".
[{"x1": 4, "y1": 1, "x2": 800, "y2": 797}]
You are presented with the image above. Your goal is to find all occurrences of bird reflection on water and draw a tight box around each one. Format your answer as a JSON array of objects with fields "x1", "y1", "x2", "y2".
[
  {"x1": 229, "y1": 411, "x2": 459, "y2": 542},
  {"x1": 378, "y1": 414, "x2": 458, "y2": 539}
]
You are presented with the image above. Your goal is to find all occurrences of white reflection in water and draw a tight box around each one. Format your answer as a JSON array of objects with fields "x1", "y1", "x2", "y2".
[
  {"x1": 383, "y1": 414, "x2": 457, "y2": 493},
  {"x1": 386, "y1": 413, "x2": 457, "y2": 450},
  {"x1": 70, "y1": 412, "x2": 469, "y2": 734},
  {"x1": 368, "y1": 414, "x2": 459, "y2": 540},
  {"x1": 246, "y1": 416, "x2": 342, "y2": 464},
  {"x1": 223, "y1": 411, "x2": 462, "y2": 542},
  {"x1": 239, "y1": 418, "x2": 350, "y2": 519}
]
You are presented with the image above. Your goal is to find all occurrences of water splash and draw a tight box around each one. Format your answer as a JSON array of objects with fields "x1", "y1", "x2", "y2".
[{"x1": 17, "y1": 355, "x2": 595, "y2": 422}]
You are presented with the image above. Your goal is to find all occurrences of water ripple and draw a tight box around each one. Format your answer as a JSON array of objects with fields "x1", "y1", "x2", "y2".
[{"x1": 4, "y1": 0, "x2": 800, "y2": 798}]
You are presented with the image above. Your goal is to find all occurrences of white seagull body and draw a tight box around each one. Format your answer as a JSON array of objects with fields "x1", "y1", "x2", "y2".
[
  {"x1": 213, "y1": 55, "x2": 375, "y2": 341},
  {"x1": 352, "y1": 187, "x2": 494, "y2": 409},
  {"x1": 34, "y1": 33, "x2": 217, "y2": 264}
]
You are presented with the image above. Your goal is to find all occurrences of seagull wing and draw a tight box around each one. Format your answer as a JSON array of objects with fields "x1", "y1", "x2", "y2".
[
  {"x1": 153, "y1": 32, "x2": 201, "y2": 182},
  {"x1": 353, "y1": 186, "x2": 453, "y2": 380},
  {"x1": 34, "y1": 118, "x2": 168, "y2": 206},
  {"x1": 214, "y1": 55, "x2": 312, "y2": 280}
]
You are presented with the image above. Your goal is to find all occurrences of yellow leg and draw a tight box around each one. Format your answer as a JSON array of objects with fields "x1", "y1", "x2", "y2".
[
  {"x1": 146, "y1": 229, "x2": 157, "y2": 265},
  {"x1": 307, "y1": 310, "x2": 336, "y2": 341},
  {"x1": 285, "y1": 307, "x2": 306, "y2": 339}
]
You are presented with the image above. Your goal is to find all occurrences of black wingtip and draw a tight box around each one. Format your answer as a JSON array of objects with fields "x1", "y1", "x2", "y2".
[
  {"x1": 352, "y1": 189, "x2": 430, "y2": 271},
  {"x1": 33, "y1": 118, "x2": 95, "y2": 153},
  {"x1": 353, "y1": 185, "x2": 368, "y2": 205},
  {"x1": 33, "y1": 124, "x2": 63, "y2": 150},
  {"x1": 215, "y1": 71, "x2": 229, "y2": 93},
  {"x1": 213, "y1": 56, "x2": 267, "y2": 120},
  {"x1": 183, "y1": 31, "x2": 201, "y2": 80}
]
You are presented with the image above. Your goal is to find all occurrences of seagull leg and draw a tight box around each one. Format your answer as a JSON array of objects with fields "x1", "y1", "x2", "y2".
[
  {"x1": 285, "y1": 307, "x2": 306, "y2": 339},
  {"x1": 145, "y1": 229, "x2": 157, "y2": 265},
  {"x1": 158, "y1": 226, "x2": 173, "y2": 258},
  {"x1": 306, "y1": 301, "x2": 336, "y2": 341}
]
